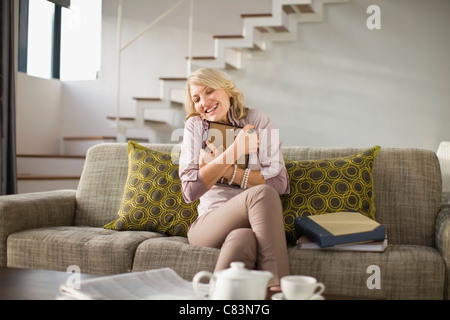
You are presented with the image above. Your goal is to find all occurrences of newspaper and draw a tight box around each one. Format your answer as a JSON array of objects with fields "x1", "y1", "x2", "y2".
[{"x1": 58, "y1": 268, "x2": 209, "y2": 300}]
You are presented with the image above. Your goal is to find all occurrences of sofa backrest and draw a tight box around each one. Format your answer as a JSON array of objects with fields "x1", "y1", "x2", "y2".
[{"x1": 75, "y1": 143, "x2": 442, "y2": 247}]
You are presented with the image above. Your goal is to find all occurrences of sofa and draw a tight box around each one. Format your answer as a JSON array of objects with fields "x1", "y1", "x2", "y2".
[{"x1": 1, "y1": 142, "x2": 449, "y2": 300}]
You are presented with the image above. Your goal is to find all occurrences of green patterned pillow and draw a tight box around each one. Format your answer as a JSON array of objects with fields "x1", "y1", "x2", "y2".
[
  {"x1": 104, "y1": 141, "x2": 199, "y2": 237},
  {"x1": 281, "y1": 146, "x2": 381, "y2": 245}
]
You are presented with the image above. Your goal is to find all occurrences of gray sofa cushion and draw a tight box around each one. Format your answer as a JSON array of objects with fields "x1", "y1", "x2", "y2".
[
  {"x1": 7, "y1": 226, "x2": 164, "y2": 275},
  {"x1": 288, "y1": 243, "x2": 445, "y2": 300},
  {"x1": 132, "y1": 236, "x2": 219, "y2": 282}
]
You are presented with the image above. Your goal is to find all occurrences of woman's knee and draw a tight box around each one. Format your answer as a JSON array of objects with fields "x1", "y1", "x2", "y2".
[
  {"x1": 249, "y1": 184, "x2": 281, "y2": 204},
  {"x1": 223, "y1": 228, "x2": 257, "y2": 258},
  {"x1": 226, "y1": 228, "x2": 256, "y2": 247}
]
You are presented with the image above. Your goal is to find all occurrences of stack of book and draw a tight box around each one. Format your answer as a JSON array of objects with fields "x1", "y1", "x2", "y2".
[{"x1": 294, "y1": 211, "x2": 388, "y2": 252}]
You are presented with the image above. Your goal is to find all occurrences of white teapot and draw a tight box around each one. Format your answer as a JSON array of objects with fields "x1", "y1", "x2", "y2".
[{"x1": 192, "y1": 262, "x2": 273, "y2": 300}]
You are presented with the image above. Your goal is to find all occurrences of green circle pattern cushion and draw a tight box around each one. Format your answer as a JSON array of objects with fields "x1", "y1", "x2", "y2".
[
  {"x1": 281, "y1": 145, "x2": 381, "y2": 245},
  {"x1": 104, "y1": 141, "x2": 199, "y2": 237}
]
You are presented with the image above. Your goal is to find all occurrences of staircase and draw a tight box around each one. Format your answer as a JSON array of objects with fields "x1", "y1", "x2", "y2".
[
  {"x1": 189, "y1": 0, "x2": 345, "y2": 70},
  {"x1": 110, "y1": 0, "x2": 348, "y2": 143}
]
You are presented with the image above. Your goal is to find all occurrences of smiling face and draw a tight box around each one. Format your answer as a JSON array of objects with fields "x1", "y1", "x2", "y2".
[{"x1": 189, "y1": 83, "x2": 232, "y2": 124}]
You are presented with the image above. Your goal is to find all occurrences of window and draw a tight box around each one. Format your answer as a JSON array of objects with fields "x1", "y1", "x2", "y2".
[
  {"x1": 60, "y1": 0, "x2": 102, "y2": 81},
  {"x1": 18, "y1": 0, "x2": 101, "y2": 81},
  {"x1": 26, "y1": 0, "x2": 55, "y2": 79}
]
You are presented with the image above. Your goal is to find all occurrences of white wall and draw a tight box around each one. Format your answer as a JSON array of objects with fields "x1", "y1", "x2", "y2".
[
  {"x1": 16, "y1": 0, "x2": 450, "y2": 154},
  {"x1": 16, "y1": 73, "x2": 62, "y2": 154}
]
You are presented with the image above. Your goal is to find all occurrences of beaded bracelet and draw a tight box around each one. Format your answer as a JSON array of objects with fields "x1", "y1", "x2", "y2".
[
  {"x1": 228, "y1": 164, "x2": 238, "y2": 185},
  {"x1": 241, "y1": 168, "x2": 250, "y2": 189}
]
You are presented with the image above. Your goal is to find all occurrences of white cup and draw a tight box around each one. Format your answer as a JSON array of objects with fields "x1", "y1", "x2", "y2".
[{"x1": 281, "y1": 275, "x2": 325, "y2": 300}]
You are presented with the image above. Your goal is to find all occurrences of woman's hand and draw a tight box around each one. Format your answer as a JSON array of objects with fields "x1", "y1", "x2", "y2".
[
  {"x1": 233, "y1": 124, "x2": 259, "y2": 160},
  {"x1": 199, "y1": 141, "x2": 223, "y2": 168},
  {"x1": 199, "y1": 141, "x2": 234, "y2": 185}
]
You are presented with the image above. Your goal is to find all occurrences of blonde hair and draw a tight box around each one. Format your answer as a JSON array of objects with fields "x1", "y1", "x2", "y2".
[{"x1": 184, "y1": 68, "x2": 248, "y2": 120}]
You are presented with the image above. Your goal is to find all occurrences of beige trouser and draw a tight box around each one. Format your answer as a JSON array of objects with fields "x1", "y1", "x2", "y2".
[{"x1": 187, "y1": 184, "x2": 290, "y2": 287}]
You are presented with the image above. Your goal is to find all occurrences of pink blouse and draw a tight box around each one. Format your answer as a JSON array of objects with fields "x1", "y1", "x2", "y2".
[{"x1": 178, "y1": 108, "x2": 290, "y2": 216}]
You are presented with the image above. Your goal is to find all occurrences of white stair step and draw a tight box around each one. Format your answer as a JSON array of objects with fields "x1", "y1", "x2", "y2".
[
  {"x1": 17, "y1": 154, "x2": 84, "y2": 194},
  {"x1": 63, "y1": 136, "x2": 117, "y2": 156},
  {"x1": 142, "y1": 107, "x2": 185, "y2": 129},
  {"x1": 159, "y1": 77, "x2": 187, "y2": 101},
  {"x1": 17, "y1": 155, "x2": 85, "y2": 177},
  {"x1": 133, "y1": 98, "x2": 169, "y2": 110},
  {"x1": 107, "y1": 115, "x2": 170, "y2": 129},
  {"x1": 190, "y1": 55, "x2": 228, "y2": 70},
  {"x1": 124, "y1": 101, "x2": 185, "y2": 129},
  {"x1": 107, "y1": 116, "x2": 176, "y2": 143},
  {"x1": 170, "y1": 89, "x2": 184, "y2": 104},
  {"x1": 17, "y1": 178, "x2": 79, "y2": 194}
]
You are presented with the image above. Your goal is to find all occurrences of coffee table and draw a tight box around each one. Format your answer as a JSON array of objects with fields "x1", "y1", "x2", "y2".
[
  {"x1": 0, "y1": 267, "x2": 99, "y2": 300},
  {"x1": 0, "y1": 267, "x2": 368, "y2": 300}
]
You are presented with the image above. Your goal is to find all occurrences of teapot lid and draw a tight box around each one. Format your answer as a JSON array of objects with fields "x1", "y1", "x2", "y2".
[{"x1": 218, "y1": 262, "x2": 252, "y2": 280}]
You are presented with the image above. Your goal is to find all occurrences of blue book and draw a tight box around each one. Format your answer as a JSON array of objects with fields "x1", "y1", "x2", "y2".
[{"x1": 294, "y1": 211, "x2": 386, "y2": 248}]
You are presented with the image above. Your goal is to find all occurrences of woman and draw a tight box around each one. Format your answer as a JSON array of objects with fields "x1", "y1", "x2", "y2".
[{"x1": 179, "y1": 67, "x2": 290, "y2": 291}]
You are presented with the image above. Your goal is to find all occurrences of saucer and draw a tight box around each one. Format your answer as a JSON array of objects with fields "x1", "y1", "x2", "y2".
[
  {"x1": 271, "y1": 292, "x2": 325, "y2": 300},
  {"x1": 271, "y1": 292, "x2": 285, "y2": 300}
]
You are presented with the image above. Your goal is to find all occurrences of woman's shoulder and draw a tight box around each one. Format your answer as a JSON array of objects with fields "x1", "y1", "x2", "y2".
[
  {"x1": 247, "y1": 108, "x2": 272, "y2": 120},
  {"x1": 184, "y1": 115, "x2": 205, "y2": 129},
  {"x1": 184, "y1": 115, "x2": 209, "y2": 140},
  {"x1": 246, "y1": 107, "x2": 267, "y2": 117},
  {"x1": 185, "y1": 114, "x2": 202, "y2": 124},
  {"x1": 245, "y1": 108, "x2": 273, "y2": 128}
]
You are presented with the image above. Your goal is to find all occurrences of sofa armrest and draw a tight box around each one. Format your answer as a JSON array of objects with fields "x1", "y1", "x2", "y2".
[
  {"x1": 435, "y1": 204, "x2": 450, "y2": 299},
  {"x1": 0, "y1": 189, "x2": 77, "y2": 267}
]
